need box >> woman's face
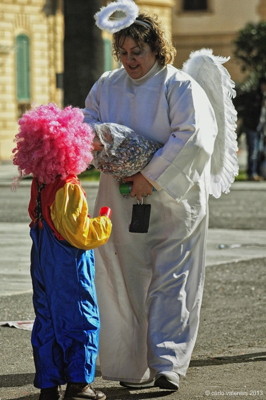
[118,36,157,79]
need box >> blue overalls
[30,219,99,389]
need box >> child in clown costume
[12,103,112,400]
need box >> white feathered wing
[182,48,239,198]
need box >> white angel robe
[83,62,218,382]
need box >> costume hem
[101,375,155,383]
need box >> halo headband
[135,19,151,29]
[94,0,149,34]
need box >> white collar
[128,62,163,85]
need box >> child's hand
[99,207,112,218]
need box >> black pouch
[129,203,151,233]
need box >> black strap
[34,183,46,222]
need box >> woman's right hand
[124,173,153,201]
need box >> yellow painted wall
[0,0,63,162]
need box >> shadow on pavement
[190,351,266,367]
[5,388,175,400]
[99,388,174,399]
[0,373,34,387]
[8,397,37,400]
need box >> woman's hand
[93,136,104,151]
[124,173,153,201]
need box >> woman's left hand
[124,173,153,201]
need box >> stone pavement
[1,162,266,296]
[0,162,266,400]
[1,259,265,400]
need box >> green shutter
[16,34,30,101]
[104,38,113,72]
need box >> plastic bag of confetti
[92,123,162,180]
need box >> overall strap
[34,182,46,223]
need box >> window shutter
[104,38,113,72]
[16,34,30,102]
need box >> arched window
[16,34,30,103]
[183,0,208,11]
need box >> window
[16,34,30,102]
[183,0,207,11]
[104,38,113,71]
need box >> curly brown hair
[113,13,176,66]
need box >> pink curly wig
[12,103,94,184]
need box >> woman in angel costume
[83,0,238,391]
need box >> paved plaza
[0,162,265,400]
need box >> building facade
[0,0,63,162]
[0,0,265,161]
[172,0,266,80]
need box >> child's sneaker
[39,386,60,400]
